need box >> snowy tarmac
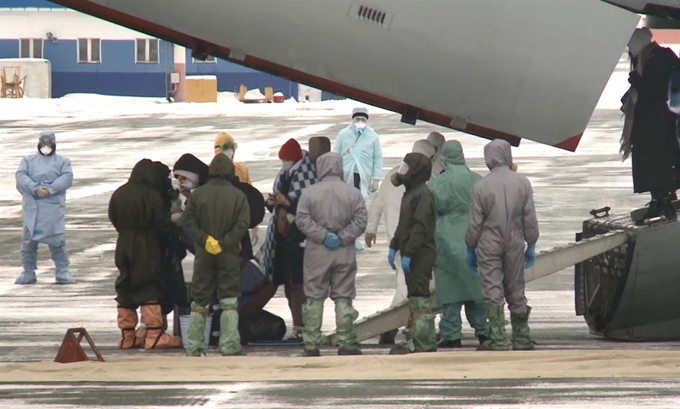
[1,56,680,407]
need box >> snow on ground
[0,91,393,124]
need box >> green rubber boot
[390,297,437,355]
[334,297,361,355]
[511,305,534,350]
[218,297,244,356]
[186,302,208,357]
[302,298,324,356]
[477,304,511,351]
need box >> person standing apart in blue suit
[15,130,75,285]
[333,107,383,250]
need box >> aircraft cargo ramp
[325,209,644,345]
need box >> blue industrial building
[0,0,299,99]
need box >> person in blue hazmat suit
[427,140,488,348]
[465,139,539,351]
[333,107,383,250]
[14,130,75,285]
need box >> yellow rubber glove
[204,236,223,255]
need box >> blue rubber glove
[525,243,536,268]
[388,248,397,270]
[466,247,478,273]
[401,255,412,274]
[323,232,340,250]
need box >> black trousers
[353,173,361,190]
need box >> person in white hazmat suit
[333,107,383,250]
[295,152,368,357]
[465,139,539,351]
[14,130,76,285]
[365,139,438,344]
[427,131,446,176]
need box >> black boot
[379,329,398,345]
[661,196,677,221]
[437,339,462,349]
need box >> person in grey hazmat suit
[295,152,368,356]
[465,139,539,351]
[15,130,76,285]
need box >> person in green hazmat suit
[181,154,251,356]
[387,151,437,355]
[427,141,489,348]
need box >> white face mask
[223,149,234,160]
[181,179,196,190]
[354,121,367,130]
[397,161,409,175]
[39,146,53,156]
[282,160,294,172]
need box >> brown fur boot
[117,307,138,349]
[140,303,182,349]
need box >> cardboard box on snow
[185,75,217,103]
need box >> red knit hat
[279,138,303,162]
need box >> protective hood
[391,152,432,189]
[129,159,158,187]
[426,131,445,153]
[315,152,344,181]
[38,129,57,155]
[173,153,209,186]
[484,139,513,170]
[209,153,235,181]
[214,131,237,155]
[412,139,436,160]
[442,140,465,166]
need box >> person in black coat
[624,28,680,222]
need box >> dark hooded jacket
[390,152,437,297]
[108,159,181,308]
[173,154,262,260]
[181,155,250,256]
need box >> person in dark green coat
[181,154,251,356]
[387,152,437,355]
[109,159,183,350]
[427,140,488,348]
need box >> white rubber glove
[250,226,260,246]
[369,179,381,193]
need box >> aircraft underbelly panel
[52,0,639,149]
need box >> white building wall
[0,9,155,40]
[0,58,51,98]
[297,84,322,103]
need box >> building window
[19,39,43,59]
[136,39,159,63]
[193,55,216,63]
[78,39,101,63]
